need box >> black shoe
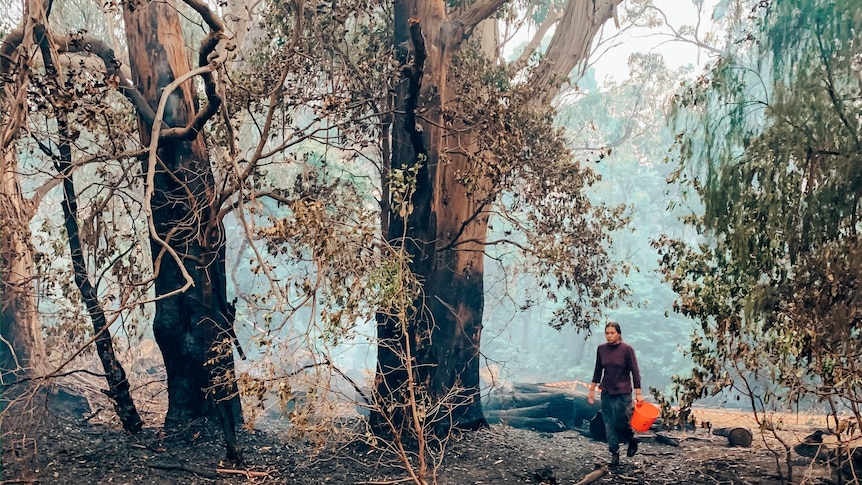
[626,438,639,457]
[610,452,620,466]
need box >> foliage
[4,16,154,352]
[659,0,862,471]
[449,44,631,332]
[209,0,396,438]
[482,52,700,391]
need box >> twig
[355,479,415,485]
[574,463,609,485]
[216,468,271,478]
[149,457,218,478]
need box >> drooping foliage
[660,0,862,433]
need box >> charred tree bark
[374,4,435,434]
[122,0,242,461]
[375,0,504,435]
[376,0,623,438]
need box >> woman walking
[587,322,643,466]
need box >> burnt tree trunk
[375,0,504,435]
[28,23,144,433]
[121,0,241,460]
[375,0,624,436]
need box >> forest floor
[2,383,849,485]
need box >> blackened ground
[2,406,841,485]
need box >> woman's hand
[635,389,644,403]
[587,388,595,404]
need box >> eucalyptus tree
[0,0,51,386]
[375,0,630,434]
[0,0,248,459]
[119,0,244,455]
[659,0,862,466]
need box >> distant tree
[507,52,700,388]
[659,0,862,477]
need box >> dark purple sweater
[591,341,641,395]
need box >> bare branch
[142,64,218,296]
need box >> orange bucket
[630,402,660,432]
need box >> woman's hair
[606,321,622,336]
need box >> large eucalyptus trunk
[375,0,502,433]
[375,0,625,435]
[121,0,241,459]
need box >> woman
[587,322,643,466]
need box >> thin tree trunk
[27,22,144,433]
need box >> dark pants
[601,392,635,454]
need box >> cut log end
[723,427,753,447]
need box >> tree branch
[452,0,508,38]
[528,0,624,105]
[512,8,563,68]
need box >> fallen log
[655,433,680,447]
[713,427,753,447]
[485,403,549,423]
[496,416,568,433]
[484,382,600,430]
[512,391,560,409]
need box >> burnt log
[513,391,559,408]
[484,382,600,430]
[496,416,568,433]
[655,433,680,447]
[485,403,549,423]
[714,427,753,447]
